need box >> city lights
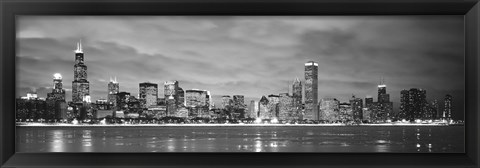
[15,42,459,126]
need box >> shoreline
[16,123,461,127]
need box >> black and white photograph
[15,16,465,153]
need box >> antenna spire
[75,39,83,53]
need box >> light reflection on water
[16,126,464,153]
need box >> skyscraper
[278,93,295,121]
[431,99,439,119]
[399,88,427,121]
[304,61,318,121]
[443,94,452,120]
[185,89,210,117]
[164,81,178,104]
[185,89,210,107]
[412,88,427,120]
[177,87,185,107]
[365,96,374,109]
[350,95,363,122]
[222,95,230,108]
[164,81,186,107]
[373,79,393,121]
[319,98,340,122]
[258,96,269,119]
[248,100,258,118]
[398,89,409,120]
[378,78,387,103]
[292,77,302,109]
[47,73,66,101]
[107,77,119,105]
[233,95,245,109]
[164,81,178,98]
[116,92,131,111]
[46,73,67,119]
[72,41,90,103]
[221,95,231,109]
[167,95,177,116]
[231,95,245,119]
[139,82,158,108]
[268,94,280,119]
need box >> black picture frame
[1,0,479,167]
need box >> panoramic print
[16,16,464,152]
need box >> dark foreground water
[16,126,464,153]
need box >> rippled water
[16,126,464,152]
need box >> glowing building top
[110,76,118,83]
[304,61,318,66]
[75,40,83,54]
[378,76,386,88]
[53,73,62,80]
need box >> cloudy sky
[16,16,465,119]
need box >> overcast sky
[16,16,465,119]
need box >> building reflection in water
[49,130,65,152]
[167,138,176,152]
[81,130,93,152]
[254,140,262,152]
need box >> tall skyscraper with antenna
[72,40,90,103]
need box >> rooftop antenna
[75,39,83,53]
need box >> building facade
[107,77,119,105]
[350,95,363,122]
[139,82,158,108]
[278,93,296,121]
[247,100,258,118]
[164,81,185,107]
[258,96,270,119]
[185,89,210,117]
[430,99,439,119]
[233,95,245,109]
[443,94,452,120]
[292,78,302,110]
[319,98,340,122]
[221,95,231,109]
[46,73,67,119]
[267,94,280,119]
[373,81,393,122]
[304,61,318,121]
[339,102,353,122]
[116,92,131,111]
[399,88,427,121]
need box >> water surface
[16,126,464,152]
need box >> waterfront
[16,126,464,153]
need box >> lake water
[16,126,464,153]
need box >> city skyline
[16,16,464,119]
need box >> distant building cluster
[16,41,455,124]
